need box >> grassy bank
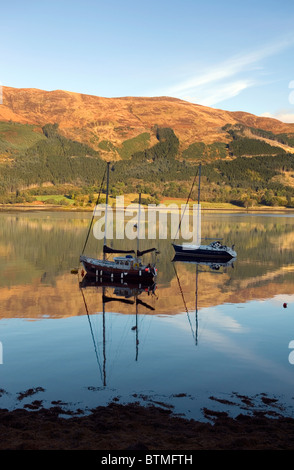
[1,197,293,213]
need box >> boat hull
[80,255,156,281]
[172,243,236,261]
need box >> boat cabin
[113,255,142,269]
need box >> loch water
[1,209,294,421]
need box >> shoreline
[1,397,294,450]
[1,203,294,214]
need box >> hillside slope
[1,86,294,208]
[1,86,294,157]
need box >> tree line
[0,122,294,207]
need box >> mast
[137,193,141,262]
[197,164,201,205]
[197,164,201,245]
[172,163,201,245]
[135,294,139,361]
[102,286,106,386]
[103,162,110,260]
[195,264,199,346]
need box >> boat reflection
[79,274,157,296]
[172,254,236,345]
[79,274,157,385]
[172,254,236,270]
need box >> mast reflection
[79,274,157,386]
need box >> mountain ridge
[1,86,294,157]
[1,85,294,208]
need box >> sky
[1,0,294,122]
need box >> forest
[0,121,294,208]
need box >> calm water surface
[1,209,294,420]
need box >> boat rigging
[80,162,158,282]
[172,164,237,261]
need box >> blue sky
[1,0,294,121]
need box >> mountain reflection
[0,211,294,320]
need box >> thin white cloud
[161,34,294,107]
[261,111,294,123]
[186,79,256,107]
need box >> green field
[34,195,75,205]
[0,121,46,155]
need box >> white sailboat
[172,164,237,261]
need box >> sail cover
[103,294,135,305]
[137,248,157,257]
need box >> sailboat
[172,164,237,261]
[80,162,158,281]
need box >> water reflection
[172,254,236,346]
[0,211,294,317]
[1,211,294,417]
[80,275,157,386]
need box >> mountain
[1,86,294,158]
[1,86,294,208]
